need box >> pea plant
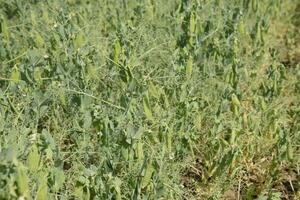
[0,0,299,199]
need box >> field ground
[0,0,300,199]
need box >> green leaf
[1,146,17,163]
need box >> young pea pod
[136,141,144,160]
[143,93,154,121]
[186,56,193,80]
[231,94,240,106]
[1,16,10,40]
[11,65,21,83]
[287,140,293,161]
[141,160,154,188]
[16,164,29,197]
[146,0,154,19]
[189,12,195,35]
[112,40,122,65]
[27,144,40,173]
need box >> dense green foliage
[0,0,299,199]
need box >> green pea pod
[189,13,195,34]
[143,93,154,121]
[11,66,21,83]
[27,144,40,172]
[186,56,193,80]
[231,94,240,106]
[16,164,29,197]
[287,141,293,161]
[141,161,154,188]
